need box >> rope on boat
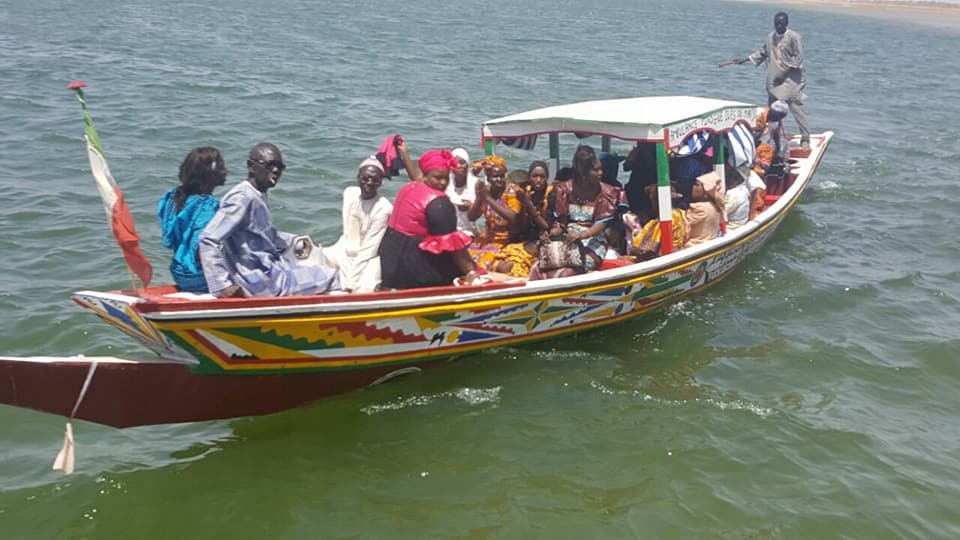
[52,356,99,475]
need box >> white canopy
[482,96,756,146]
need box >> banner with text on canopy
[68,81,152,288]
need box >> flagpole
[67,81,152,293]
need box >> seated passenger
[624,185,687,261]
[673,154,713,205]
[468,156,522,268]
[446,148,478,236]
[684,172,723,247]
[754,141,774,176]
[315,156,393,293]
[491,161,555,277]
[378,150,479,289]
[623,143,658,219]
[529,145,622,279]
[724,165,751,230]
[745,167,768,219]
[598,152,626,189]
[555,166,574,183]
[158,147,228,292]
[199,143,340,297]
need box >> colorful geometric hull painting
[77,222,779,375]
[71,292,189,360]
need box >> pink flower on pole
[67,80,87,90]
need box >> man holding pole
[724,11,809,148]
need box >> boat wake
[589,380,776,418]
[361,386,502,415]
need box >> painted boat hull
[1,132,833,427]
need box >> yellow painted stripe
[174,267,738,372]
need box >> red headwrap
[418,149,459,175]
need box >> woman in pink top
[379,149,480,289]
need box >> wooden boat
[0,96,833,429]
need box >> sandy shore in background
[736,0,960,27]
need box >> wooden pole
[713,136,727,235]
[549,133,560,180]
[656,142,673,255]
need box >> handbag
[537,234,585,271]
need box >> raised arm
[397,140,420,182]
[467,180,487,221]
[745,41,768,66]
[517,188,550,232]
[482,186,520,227]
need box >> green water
[2,0,959,538]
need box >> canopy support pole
[656,142,673,255]
[549,134,560,180]
[713,136,727,235]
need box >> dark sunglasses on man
[248,159,286,172]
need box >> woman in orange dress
[491,161,555,277]
[468,156,522,269]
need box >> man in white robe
[312,156,393,293]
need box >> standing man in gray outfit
[730,12,810,148]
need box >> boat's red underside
[0,359,422,428]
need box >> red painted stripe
[659,220,674,255]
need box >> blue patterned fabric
[158,188,219,292]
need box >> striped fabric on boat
[499,135,538,151]
[673,132,710,157]
[725,122,756,168]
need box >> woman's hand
[515,186,530,205]
[476,180,490,200]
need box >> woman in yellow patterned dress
[468,156,522,269]
[491,161,555,277]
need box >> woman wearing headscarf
[684,171,724,247]
[379,149,479,289]
[157,147,228,292]
[490,160,555,277]
[530,145,622,280]
[446,147,479,236]
[467,156,522,269]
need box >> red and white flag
[69,81,152,287]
